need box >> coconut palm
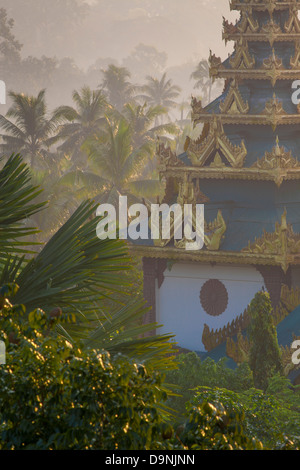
[138,73,181,120]
[100,64,135,110]
[0,90,61,169]
[83,116,164,205]
[190,59,213,105]
[54,86,109,168]
[0,154,176,373]
[121,101,179,176]
[122,101,179,149]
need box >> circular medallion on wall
[200,279,228,317]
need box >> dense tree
[248,291,283,391]
[190,59,213,104]
[83,116,163,204]
[121,101,178,150]
[138,73,181,120]
[54,86,109,167]
[100,65,135,111]
[0,90,62,169]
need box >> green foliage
[0,154,45,262]
[248,291,283,391]
[177,402,263,450]
[165,352,253,416]
[0,287,171,450]
[191,386,300,449]
[0,286,264,451]
[0,155,177,372]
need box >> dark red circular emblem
[200,279,228,317]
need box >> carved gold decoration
[261,93,287,130]
[187,116,247,168]
[204,210,227,251]
[230,1,300,15]
[226,331,251,365]
[281,284,300,312]
[238,10,259,33]
[251,136,300,184]
[227,332,300,375]
[202,309,250,352]
[229,37,255,69]
[152,173,224,252]
[290,40,300,68]
[284,5,300,33]
[191,97,206,122]
[261,18,282,45]
[157,140,184,169]
[209,50,223,80]
[202,298,290,353]
[219,79,249,114]
[242,209,300,272]
[262,48,284,86]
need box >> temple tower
[134,0,300,353]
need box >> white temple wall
[156,263,265,352]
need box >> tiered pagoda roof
[133,0,300,275]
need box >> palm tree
[190,59,213,105]
[0,90,61,169]
[138,73,181,120]
[121,101,179,175]
[83,116,164,205]
[122,101,178,149]
[100,64,135,110]
[0,154,176,373]
[54,86,109,168]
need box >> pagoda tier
[133,0,300,274]
[230,1,300,13]
[135,1,300,355]
[167,0,300,185]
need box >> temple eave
[230,1,300,11]
[210,69,300,80]
[159,166,300,185]
[193,114,300,126]
[130,245,300,272]
[223,33,300,42]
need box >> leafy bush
[0,285,171,450]
[248,291,283,391]
[176,402,263,450]
[0,285,267,451]
[191,386,300,449]
[165,352,253,416]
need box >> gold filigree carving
[284,6,300,33]
[237,10,259,33]
[261,93,287,130]
[219,79,249,114]
[262,48,284,85]
[290,40,300,68]
[229,37,256,69]
[242,209,300,272]
[191,97,206,122]
[204,210,227,251]
[157,141,184,168]
[187,116,247,168]
[280,284,300,312]
[202,308,250,352]
[209,50,223,79]
[252,136,300,171]
[202,295,291,353]
[260,18,282,45]
[226,331,251,365]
